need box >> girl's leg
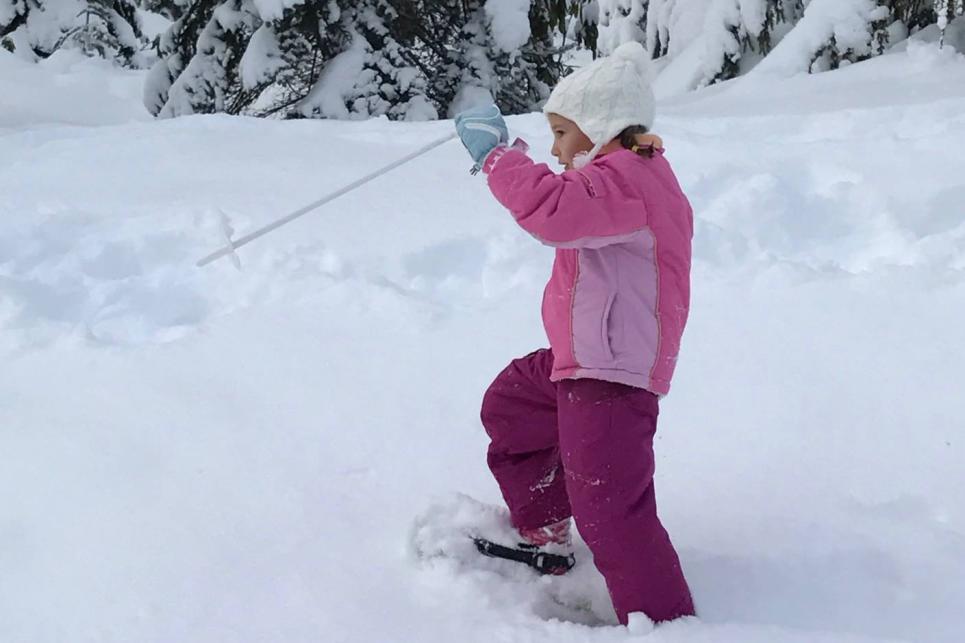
[480,349,572,531]
[557,378,695,625]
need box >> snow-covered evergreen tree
[341,1,435,120]
[935,0,964,47]
[143,0,215,115]
[752,0,890,76]
[568,0,600,55]
[240,1,351,118]
[487,0,561,112]
[146,0,570,120]
[888,0,937,29]
[645,0,669,57]
[598,0,647,54]
[445,0,561,115]
[68,0,144,65]
[0,0,30,56]
[159,0,259,116]
[147,0,351,117]
[649,0,960,91]
[697,0,805,86]
[1,0,145,66]
[646,0,716,59]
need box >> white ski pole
[196,131,458,268]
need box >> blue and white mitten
[455,104,509,174]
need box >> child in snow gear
[455,41,696,626]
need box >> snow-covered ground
[2,41,964,643]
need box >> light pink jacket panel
[483,146,693,396]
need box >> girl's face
[548,113,594,170]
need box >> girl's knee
[479,382,504,435]
[480,366,522,441]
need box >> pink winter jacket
[482,143,693,396]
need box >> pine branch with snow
[598,0,648,54]
[694,0,800,87]
[1,0,146,66]
[339,1,436,121]
[936,0,965,47]
[152,0,259,116]
[1,0,30,55]
[246,1,351,118]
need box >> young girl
[454,42,696,626]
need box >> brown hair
[618,125,656,158]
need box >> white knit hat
[542,41,656,169]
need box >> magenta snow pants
[480,349,695,625]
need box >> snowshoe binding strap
[472,537,575,576]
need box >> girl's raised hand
[455,104,509,171]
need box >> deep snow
[2,41,964,643]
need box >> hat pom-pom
[611,41,652,81]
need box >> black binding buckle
[472,537,576,575]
